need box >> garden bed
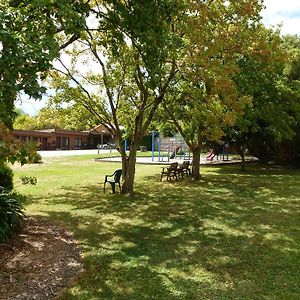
[0,217,83,300]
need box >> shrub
[0,163,14,190]
[30,152,42,164]
[0,187,26,243]
[20,176,38,185]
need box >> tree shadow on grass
[29,167,300,300]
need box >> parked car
[98,143,116,149]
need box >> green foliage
[20,176,37,186]
[13,106,96,131]
[100,0,184,81]
[0,163,14,190]
[159,122,177,138]
[0,187,26,243]
[13,114,37,130]
[39,107,97,130]
[0,0,90,128]
[0,121,43,166]
[0,1,57,127]
[29,152,42,164]
[283,35,300,82]
[229,33,300,163]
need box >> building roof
[13,126,111,137]
[13,129,52,137]
[13,128,88,136]
[90,124,110,134]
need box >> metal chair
[103,169,122,193]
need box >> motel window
[21,136,30,142]
[61,137,69,148]
[75,138,82,147]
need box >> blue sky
[17,0,300,116]
[262,0,300,35]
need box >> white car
[98,143,116,149]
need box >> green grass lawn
[12,156,300,299]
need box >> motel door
[41,137,48,150]
[56,137,61,149]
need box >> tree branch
[85,29,122,135]
[59,34,80,50]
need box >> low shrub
[0,163,14,190]
[0,187,26,243]
[20,176,38,186]
[30,152,42,164]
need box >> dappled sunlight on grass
[12,158,300,299]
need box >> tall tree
[49,0,184,194]
[227,30,296,169]
[229,33,300,167]
[163,0,264,179]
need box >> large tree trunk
[237,144,246,171]
[118,140,128,179]
[121,143,138,195]
[191,146,201,180]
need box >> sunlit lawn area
[12,155,300,299]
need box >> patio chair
[177,160,191,178]
[103,169,122,193]
[160,162,178,181]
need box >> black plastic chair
[103,169,122,193]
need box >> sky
[261,0,300,35]
[16,0,300,116]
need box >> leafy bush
[0,163,14,190]
[20,176,37,185]
[29,152,42,164]
[0,187,26,243]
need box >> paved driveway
[38,149,117,157]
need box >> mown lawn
[12,155,300,299]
